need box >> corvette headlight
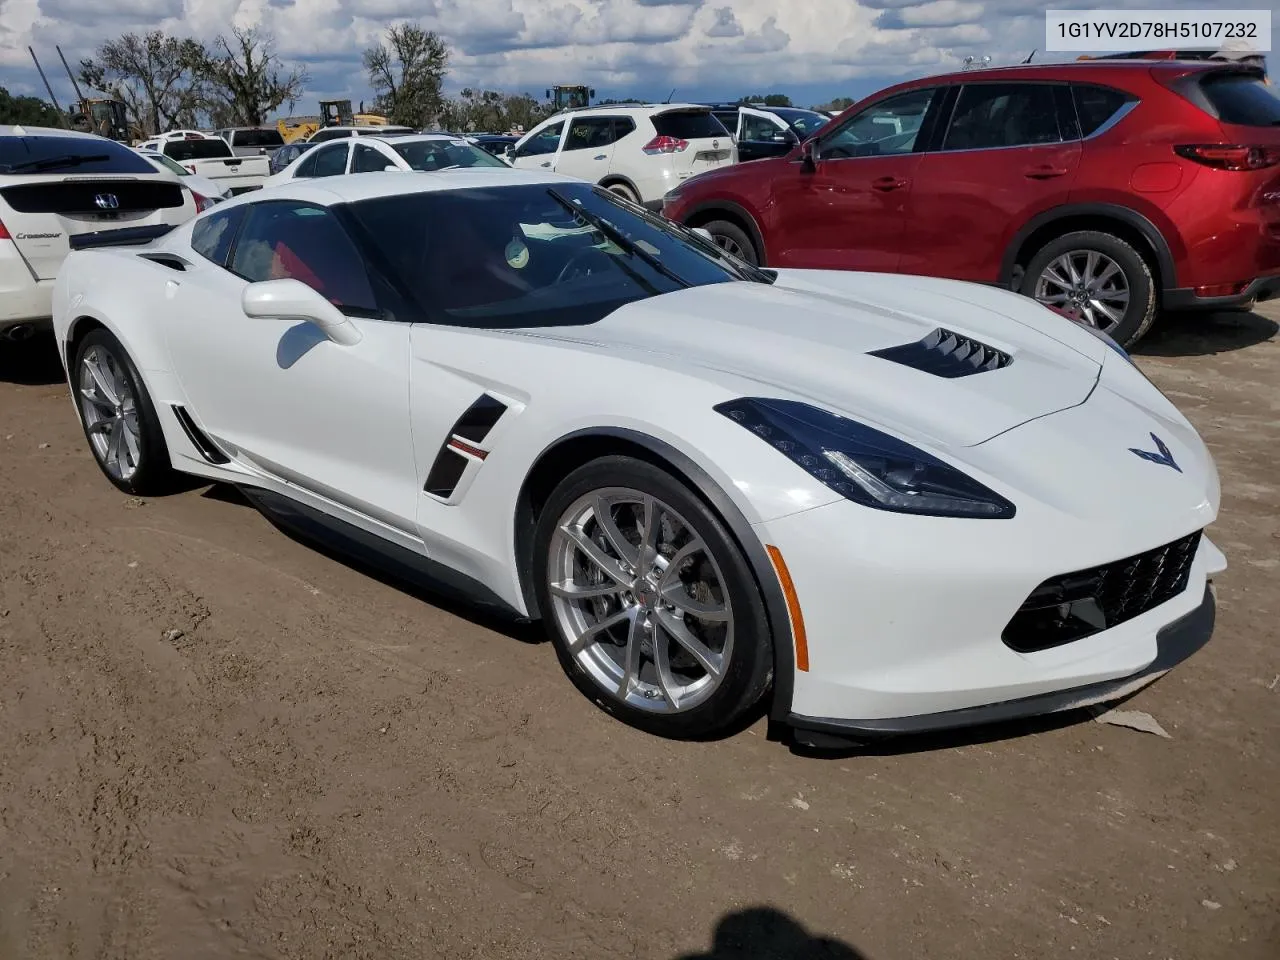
[715,397,1016,519]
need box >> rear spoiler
[69,224,177,251]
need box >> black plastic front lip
[788,583,1216,742]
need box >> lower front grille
[1003,530,1202,653]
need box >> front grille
[0,180,185,214]
[1003,530,1202,653]
[869,327,1013,378]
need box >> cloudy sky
[1,0,1276,112]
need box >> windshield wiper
[622,197,776,284]
[1,153,111,174]
[547,188,690,288]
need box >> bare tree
[78,31,206,136]
[363,25,449,128]
[201,27,308,127]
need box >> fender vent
[171,405,229,464]
[423,393,510,500]
[870,328,1013,378]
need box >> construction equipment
[276,99,390,143]
[546,85,595,112]
[27,46,134,141]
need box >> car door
[738,108,795,162]
[900,82,1082,282]
[769,86,942,272]
[554,116,617,183]
[509,120,566,171]
[164,200,422,545]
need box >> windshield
[390,139,508,171]
[166,139,232,161]
[347,181,762,328]
[774,108,829,136]
[145,153,190,176]
[0,136,155,175]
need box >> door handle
[593,154,608,160]
[872,176,908,191]
[540,161,552,168]
[1024,165,1068,179]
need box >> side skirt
[236,485,528,624]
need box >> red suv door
[900,82,1082,281]
[770,86,942,271]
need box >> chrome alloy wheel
[78,344,142,482]
[1034,250,1130,332]
[711,233,747,260]
[547,488,734,713]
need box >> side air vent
[869,327,1013,378]
[140,253,188,272]
[171,405,230,464]
[422,393,510,500]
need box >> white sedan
[263,133,509,187]
[49,170,1225,747]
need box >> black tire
[532,455,774,739]
[602,181,640,204]
[1020,230,1157,348]
[701,219,760,266]
[72,328,177,496]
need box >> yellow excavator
[277,99,390,143]
[27,46,140,142]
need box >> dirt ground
[0,306,1276,960]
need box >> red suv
[662,60,1280,346]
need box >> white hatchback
[509,104,737,209]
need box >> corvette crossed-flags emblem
[1129,433,1181,473]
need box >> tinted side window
[943,83,1062,150]
[651,111,729,139]
[1073,85,1133,137]
[293,148,319,178]
[563,117,617,151]
[713,110,740,135]
[311,144,348,177]
[1199,73,1280,126]
[516,121,564,157]
[352,143,390,173]
[820,88,936,159]
[190,206,245,266]
[613,117,636,140]
[230,202,377,312]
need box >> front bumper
[789,584,1215,743]
[1163,274,1280,311]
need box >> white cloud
[3,0,1277,106]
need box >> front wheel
[701,219,760,266]
[1021,230,1157,348]
[532,455,774,739]
[603,181,640,204]
[73,328,177,496]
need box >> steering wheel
[556,247,613,284]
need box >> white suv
[0,126,198,340]
[509,104,736,209]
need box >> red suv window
[942,84,1063,150]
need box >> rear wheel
[73,328,177,496]
[532,455,773,739]
[1021,230,1157,347]
[603,181,640,204]
[701,219,760,266]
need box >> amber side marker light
[765,545,809,672]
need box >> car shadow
[0,331,64,385]
[675,907,870,960]
[200,483,545,645]
[1135,308,1278,358]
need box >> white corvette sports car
[51,170,1226,747]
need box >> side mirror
[800,138,819,171]
[241,278,362,346]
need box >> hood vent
[869,327,1013,378]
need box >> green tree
[363,25,449,128]
[200,26,308,127]
[78,31,207,136]
[739,93,793,107]
[0,88,63,126]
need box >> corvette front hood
[528,275,1102,448]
